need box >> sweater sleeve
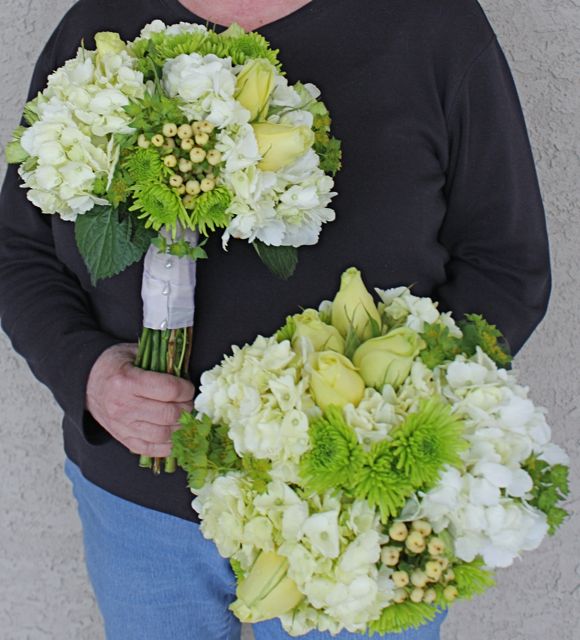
[0,27,122,438]
[435,35,551,355]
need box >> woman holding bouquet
[0,0,550,638]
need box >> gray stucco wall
[0,1,578,638]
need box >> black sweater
[0,0,551,522]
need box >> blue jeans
[65,459,447,639]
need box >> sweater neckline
[160,0,325,32]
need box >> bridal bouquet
[172,267,569,636]
[6,20,340,472]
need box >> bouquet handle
[136,228,198,474]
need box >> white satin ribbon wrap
[141,228,198,330]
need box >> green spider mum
[186,186,233,236]
[129,182,187,233]
[123,147,168,183]
[133,28,281,76]
[453,559,495,599]
[389,398,467,490]
[352,442,415,522]
[369,602,438,635]
[300,405,365,494]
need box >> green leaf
[276,315,297,343]
[547,507,568,535]
[550,465,570,495]
[74,205,151,285]
[459,314,512,367]
[253,241,298,280]
[5,140,28,164]
[420,322,463,369]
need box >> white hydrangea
[343,387,399,449]
[194,337,312,462]
[223,150,336,247]
[192,473,254,558]
[419,466,549,567]
[44,46,145,137]
[376,286,455,334]
[19,101,113,219]
[163,53,249,127]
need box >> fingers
[130,421,182,445]
[124,437,173,458]
[128,367,196,403]
[131,399,193,426]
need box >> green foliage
[253,241,298,280]
[5,141,28,165]
[187,186,232,236]
[353,442,415,522]
[420,315,512,369]
[523,455,570,534]
[6,125,29,164]
[23,94,42,125]
[276,315,297,343]
[300,406,365,494]
[241,455,272,494]
[420,322,463,369]
[459,314,512,368]
[124,85,185,138]
[172,412,242,489]
[230,558,246,581]
[453,559,495,599]
[389,398,467,489]
[74,204,154,285]
[152,235,208,261]
[315,136,342,176]
[343,326,363,361]
[369,602,438,635]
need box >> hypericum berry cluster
[380,520,459,606]
[137,120,223,209]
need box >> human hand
[86,343,195,457]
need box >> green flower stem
[151,329,161,372]
[135,325,193,475]
[164,457,177,473]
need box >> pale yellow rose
[310,351,365,409]
[252,122,315,172]
[331,267,381,341]
[94,32,126,57]
[235,58,276,121]
[230,551,303,622]
[352,327,426,389]
[292,309,345,354]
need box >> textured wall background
[0,1,578,639]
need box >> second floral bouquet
[172,267,569,636]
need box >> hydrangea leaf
[523,455,570,534]
[74,204,153,285]
[253,241,298,280]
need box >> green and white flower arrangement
[172,267,570,636]
[7,20,341,473]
